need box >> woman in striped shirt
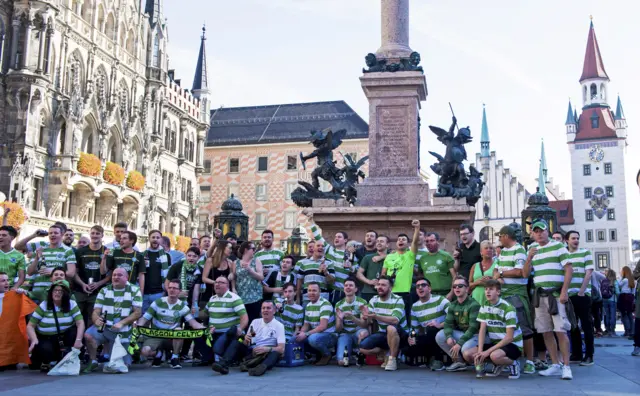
[26,280,84,372]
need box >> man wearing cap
[523,219,573,380]
[493,226,535,374]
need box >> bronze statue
[363,51,424,73]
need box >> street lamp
[213,194,249,242]
[521,187,558,248]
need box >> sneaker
[508,361,520,379]
[248,363,268,377]
[446,361,468,372]
[39,364,50,373]
[562,365,573,380]
[569,355,581,364]
[356,353,365,367]
[539,363,563,377]
[580,357,594,366]
[151,357,163,368]
[239,364,249,372]
[631,347,640,356]
[430,360,445,371]
[170,358,182,369]
[342,357,349,367]
[523,360,535,374]
[211,362,229,375]
[82,362,99,374]
[534,359,549,370]
[380,355,389,369]
[485,364,503,377]
[384,357,397,371]
[314,355,331,366]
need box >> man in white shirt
[237,301,286,376]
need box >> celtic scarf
[181,261,197,291]
[128,327,211,354]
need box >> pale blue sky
[163,0,639,240]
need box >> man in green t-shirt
[102,231,146,294]
[418,232,456,300]
[0,225,25,289]
[73,225,109,328]
[382,220,421,320]
[356,235,389,302]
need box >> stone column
[10,18,20,69]
[196,136,204,167]
[376,0,412,60]
[21,18,32,69]
[35,23,47,73]
[44,26,54,74]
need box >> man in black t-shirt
[453,224,481,281]
[73,225,109,328]
[142,230,172,312]
[102,231,146,294]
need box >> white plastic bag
[48,348,81,376]
[103,335,129,374]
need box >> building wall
[200,139,369,244]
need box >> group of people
[0,213,639,380]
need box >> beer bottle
[410,328,417,338]
[98,312,108,333]
[249,325,256,337]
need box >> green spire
[480,104,490,157]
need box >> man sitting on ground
[275,282,304,341]
[294,282,336,366]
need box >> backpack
[600,278,613,300]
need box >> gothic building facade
[0,0,210,241]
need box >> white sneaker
[380,355,389,369]
[538,363,563,377]
[342,357,349,367]
[384,357,397,371]
[561,365,573,380]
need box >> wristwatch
[499,268,504,278]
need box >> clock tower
[565,19,630,272]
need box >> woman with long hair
[26,280,84,372]
[602,269,620,336]
[618,266,636,338]
[201,240,235,304]
[233,241,264,322]
[468,240,496,305]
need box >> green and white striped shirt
[335,296,367,334]
[411,295,449,328]
[529,240,570,292]
[303,297,335,333]
[254,249,285,274]
[311,224,358,292]
[206,291,247,333]
[143,297,194,330]
[477,298,523,351]
[30,300,83,336]
[295,258,335,301]
[94,282,142,336]
[32,244,76,296]
[567,248,594,296]
[369,293,407,332]
[495,244,528,296]
[275,299,304,338]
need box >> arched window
[590,83,597,100]
[81,0,93,22]
[583,85,587,103]
[119,23,126,48]
[125,29,134,54]
[171,124,177,153]
[105,13,115,40]
[38,111,47,147]
[600,83,606,100]
[57,122,66,155]
[97,5,105,32]
[86,133,94,154]
[152,35,160,67]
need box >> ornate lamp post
[213,194,249,242]
[521,187,558,248]
[286,226,309,260]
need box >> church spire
[615,95,625,120]
[580,17,609,82]
[192,25,209,94]
[540,139,548,186]
[565,100,575,125]
[480,104,490,157]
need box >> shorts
[534,295,571,333]
[504,295,534,338]
[142,336,173,352]
[360,325,408,351]
[484,342,521,362]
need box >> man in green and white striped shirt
[295,240,335,304]
[407,277,449,370]
[468,280,523,379]
[523,219,573,380]
[294,282,336,366]
[565,230,595,366]
[275,282,304,340]
[335,278,369,366]
[255,229,285,276]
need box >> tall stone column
[377,0,412,60]
[21,18,32,69]
[10,18,20,69]
[36,23,47,73]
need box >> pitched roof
[548,199,575,226]
[574,106,618,142]
[480,105,490,157]
[192,27,209,92]
[206,100,369,146]
[565,101,575,125]
[615,95,625,120]
[580,20,609,82]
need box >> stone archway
[95,188,118,228]
[69,182,95,223]
[120,195,139,231]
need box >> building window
[584,187,592,199]
[287,155,297,171]
[229,158,239,173]
[285,182,297,201]
[161,171,167,194]
[604,163,612,174]
[605,186,614,197]
[198,214,208,233]
[257,156,268,172]
[255,212,267,229]
[203,160,211,174]
[583,164,591,176]
[596,230,606,242]
[607,208,615,220]
[255,184,267,201]
[31,177,42,211]
[228,184,239,198]
[200,185,211,203]
[586,230,593,242]
[609,229,617,242]
[590,113,599,129]
[585,209,593,222]
[284,212,297,230]
[596,253,609,269]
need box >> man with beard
[419,232,456,301]
[102,231,146,294]
[263,255,296,301]
[62,228,75,249]
[357,235,390,302]
[255,230,285,276]
[355,230,378,262]
[294,282,336,366]
[73,225,109,328]
[0,226,25,290]
[453,224,481,281]
[142,230,171,312]
[295,240,335,304]
[359,276,408,371]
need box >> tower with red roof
[565,18,630,271]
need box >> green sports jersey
[368,293,407,332]
[294,258,335,301]
[335,296,367,334]
[143,296,194,330]
[0,248,26,287]
[26,240,49,253]
[494,244,528,297]
[383,250,415,293]
[303,297,335,333]
[32,244,76,297]
[94,282,143,336]
[30,300,83,336]
[310,224,358,292]
[411,295,450,328]
[74,245,106,293]
[254,248,285,274]
[477,298,523,351]
[275,299,304,337]
[529,240,570,293]
[418,250,454,294]
[566,248,595,296]
[206,291,247,333]
[105,249,146,284]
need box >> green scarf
[181,261,197,292]
[128,327,211,354]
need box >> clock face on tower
[589,145,605,163]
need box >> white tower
[567,19,630,272]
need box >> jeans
[570,295,594,358]
[85,326,132,365]
[195,327,237,364]
[603,299,617,333]
[237,346,281,370]
[336,330,366,360]
[621,310,634,336]
[305,332,336,356]
[404,326,443,361]
[634,318,640,347]
[142,292,164,314]
[435,329,478,361]
[591,299,603,333]
[31,327,77,366]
